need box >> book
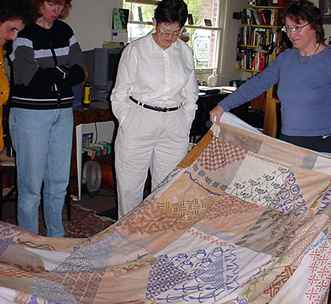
[187,14,194,25]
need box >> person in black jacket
[10,0,85,237]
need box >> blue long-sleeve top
[220,47,331,136]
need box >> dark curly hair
[32,0,72,20]
[154,0,188,28]
[283,0,324,43]
[0,0,33,25]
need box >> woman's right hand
[209,105,224,125]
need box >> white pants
[115,103,190,217]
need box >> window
[123,0,221,70]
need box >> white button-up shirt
[111,33,199,124]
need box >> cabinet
[237,4,286,137]
[70,107,116,201]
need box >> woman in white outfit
[111,0,199,218]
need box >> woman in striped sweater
[10,0,85,237]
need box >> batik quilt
[0,123,330,304]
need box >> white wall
[65,0,330,79]
[217,0,247,85]
[66,0,121,51]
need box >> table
[190,87,233,142]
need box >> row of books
[238,26,281,48]
[241,8,282,26]
[238,49,273,72]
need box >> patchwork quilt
[0,123,330,303]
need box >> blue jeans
[9,108,73,237]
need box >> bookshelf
[237,3,285,137]
[238,6,283,72]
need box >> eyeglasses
[158,27,182,38]
[282,23,310,34]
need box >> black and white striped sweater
[11,19,85,109]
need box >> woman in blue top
[210,0,331,153]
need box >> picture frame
[319,0,331,24]
[187,14,193,25]
[204,19,212,26]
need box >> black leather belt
[129,96,181,112]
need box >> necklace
[298,43,320,64]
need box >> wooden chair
[263,89,281,138]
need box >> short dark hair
[154,0,188,28]
[284,0,324,43]
[0,0,32,25]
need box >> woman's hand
[209,105,224,125]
